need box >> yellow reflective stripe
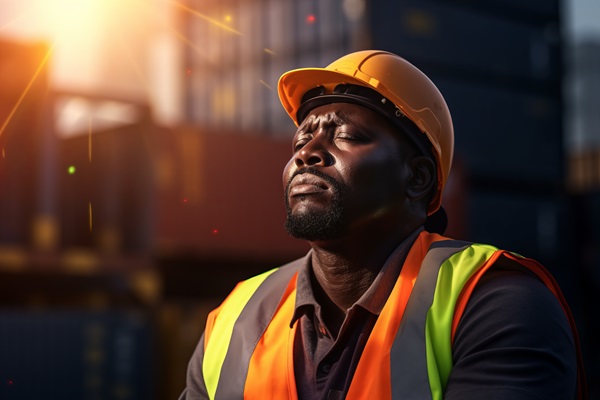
[203,268,279,400]
[425,243,498,397]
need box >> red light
[8,379,13,385]
[306,14,316,24]
[183,197,188,203]
[211,228,219,235]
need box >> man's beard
[284,167,347,241]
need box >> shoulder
[455,267,574,350]
[446,266,578,399]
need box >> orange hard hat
[278,50,454,215]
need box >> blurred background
[0,0,598,398]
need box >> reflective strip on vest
[205,259,303,400]
[391,241,505,399]
[391,240,470,399]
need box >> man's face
[283,102,415,241]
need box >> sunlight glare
[38,0,105,40]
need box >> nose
[294,137,332,168]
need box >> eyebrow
[333,110,351,125]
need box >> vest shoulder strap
[390,237,476,400]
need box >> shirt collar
[290,227,423,327]
[290,251,318,327]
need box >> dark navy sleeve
[444,268,578,399]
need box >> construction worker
[180,50,586,399]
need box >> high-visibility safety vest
[199,231,586,399]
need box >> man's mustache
[285,167,340,196]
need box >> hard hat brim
[278,67,367,125]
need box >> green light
[68,165,76,174]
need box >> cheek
[345,155,407,200]
[282,158,295,189]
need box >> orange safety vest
[199,231,586,399]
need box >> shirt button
[319,363,331,374]
[318,324,327,336]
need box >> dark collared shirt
[289,228,422,400]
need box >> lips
[288,173,330,197]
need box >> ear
[406,156,436,202]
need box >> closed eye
[293,134,313,152]
[334,129,369,143]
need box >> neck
[308,224,420,312]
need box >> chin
[284,208,345,241]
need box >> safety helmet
[278,50,454,215]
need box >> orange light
[171,1,242,36]
[0,44,53,140]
